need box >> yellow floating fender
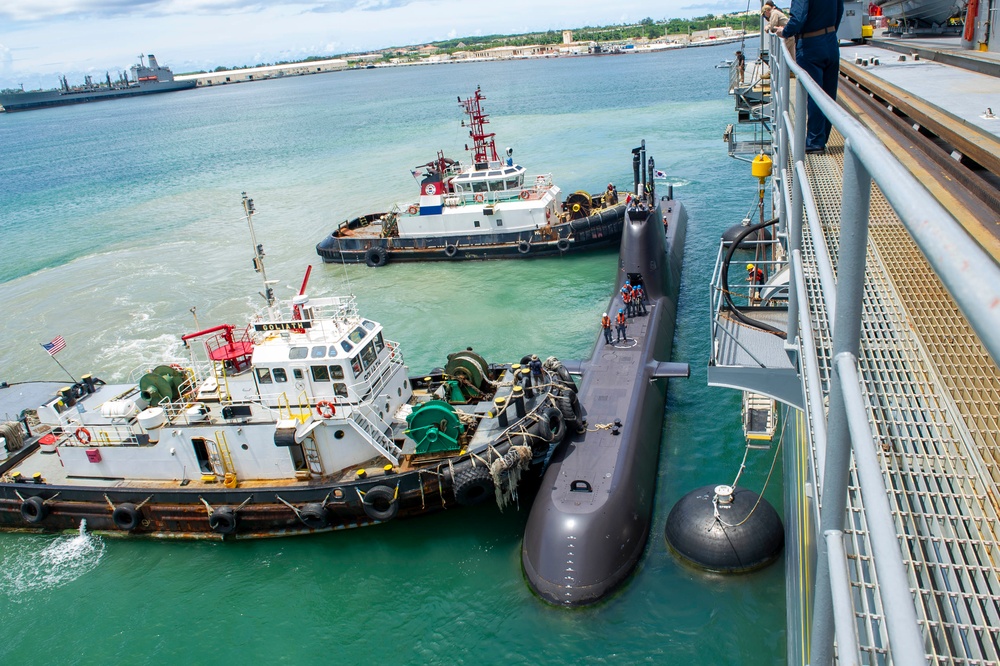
[751,154,773,180]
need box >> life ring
[316,401,337,419]
[519,190,531,200]
[517,240,531,255]
[20,496,47,524]
[556,238,570,252]
[407,205,419,215]
[474,193,485,203]
[444,244,457,258]
[364,246,388,268]
[112,503,142,531]
[209,506,238,535]
[299,502,330,529]
[362,485,398,521]
[452,465,494,506]
[75,427,92,444]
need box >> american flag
[41,336,66,356]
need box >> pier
[714,34,1000,664]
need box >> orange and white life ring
[474,193,485,203]
[519,190,531,200]
[407,205,419,215]
[75,427,92,444]
[316,401,336,419]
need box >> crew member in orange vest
[615,309,628,342]
[601,312,613,344]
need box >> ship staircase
[726,53,773,162]
[712,32,1000,665]
[209,430,237,486]
[349,405,401,466]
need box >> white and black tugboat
[0,194,580,539]
[315,87,626,267]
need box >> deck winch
[405,400,464,454]
[138,365,187,406]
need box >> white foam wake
[0,521,105,601]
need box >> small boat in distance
[315,86,626,267]
[0,194,579,539]
[0,54,196,113]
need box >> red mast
[459,86,500,166]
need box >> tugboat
[0,194,579,539]
[315,86,626,267]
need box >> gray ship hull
[0,80,196,112]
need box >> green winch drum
[405,400,464,454]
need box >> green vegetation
[201,12,759,72]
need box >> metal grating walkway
[793,129,1000,664]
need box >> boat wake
[0,521,105,601]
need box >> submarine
[522,141,689,606]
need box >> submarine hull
[522,195,687,606]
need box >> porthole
[334,429,345,440]
[241,443,249,451]
[397,387,402,397]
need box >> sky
[0,0,750,89]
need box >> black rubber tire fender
[452,465,494,506]
[444,243,457,258]
[20,495,46,524]
[364,246,388,268]
[112,503,142,531]
[209,506,238,535]
[362,485,398,522]
[517,240,531,254]
[542,406,566,442]
[556,238,570,252]
[299,502,329,529]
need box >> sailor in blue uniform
[778,0,844,154]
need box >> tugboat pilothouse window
[334,383,348,398]
[362,320,375,330]
[348,327,367,344]
[289,347,308,360]
[341,340,353,353]
[256,368,272,384]
[350,356,362,377]
[273,368,288,382]
[360,341,377,369]
[311,366,330,382]
[330,365,345,379]
[311,346,326,358]
[374,332,384,352]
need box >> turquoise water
[0,43,785,664]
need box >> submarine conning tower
[522,144,688,607]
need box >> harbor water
[0,44,786,664]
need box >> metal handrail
[768,33,935,665]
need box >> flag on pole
[42,336,66,356]
[654,170,667,179]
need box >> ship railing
[708,241,787,367]
[766,30,1000,665]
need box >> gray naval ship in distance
[0,54,196,113]
[522,141,689,606]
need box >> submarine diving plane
[522,142,689,606]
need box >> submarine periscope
[521,141,689,606]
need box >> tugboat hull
[316,204,626,265]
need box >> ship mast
[242,192,276,310]
[459,86,500,167]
